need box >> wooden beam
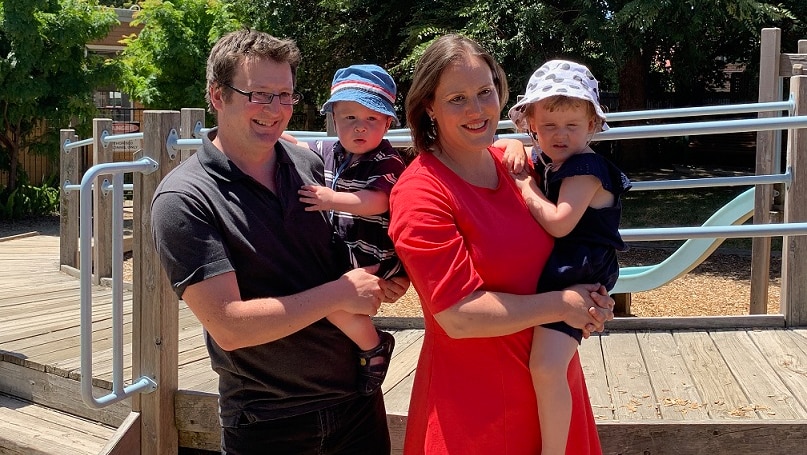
[750,27,780,315]
[597,421,807,454]
[93,118,114,284]
[783,75,807,326]
[132,111,181,454]
[607,314,785,331]
[98,411,141,455]
[180,108,205,161]
[60,129,80,269]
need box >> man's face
[210,57,296,153]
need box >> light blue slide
[612,187,756,294]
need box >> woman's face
[427,55,500,156]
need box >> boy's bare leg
[530,325,579,455]
[328,310,381,360]
[329,310,394,396]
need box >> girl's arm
[493,137,531,174]
[516,173,602,238]
[298,185,389,216]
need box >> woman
[388,34,613,454]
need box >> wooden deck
[2,233,807,454]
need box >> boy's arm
[519,174,602,237]
[299,185,389,216]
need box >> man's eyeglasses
[222,83,303,105]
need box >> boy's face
[528,99,596,165]
[332,101,393,154]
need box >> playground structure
[2,27,807,454]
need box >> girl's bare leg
[530,325,579,455]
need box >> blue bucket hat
[321,64,400,126]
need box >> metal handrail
[78,157,159,408]
[621,222,807,242]
[630,168,792,191]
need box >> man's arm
[182,266,386,351]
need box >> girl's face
[427,55,501,156]
[529,100,596,166]
[332,101,392,155]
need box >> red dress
[388,147,602,455]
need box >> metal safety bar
[275,114,807,148]
[78,157,159,408]
[621,222,807,242]
[630,168,792,191]
[64,119,205,152]
[497,115,807,143]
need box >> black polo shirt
[151,128,357,426]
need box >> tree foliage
[0,0,119,194]
[119,0,240,112]
[119,0,806,167]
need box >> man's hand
[337,265,385,316]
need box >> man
[151,29,407,454]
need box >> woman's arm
[434,284,613,339]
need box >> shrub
[0,182,60,220]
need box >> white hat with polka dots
[508,59,608,132]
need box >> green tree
[119,0,240,112]
[0,0,119,195]
[570,0,795,168]
[229,0,414,129]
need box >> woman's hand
[561,283,614,338]
[382,275,410,303]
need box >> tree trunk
[0,125,20,194]
[9,141,19,192]
[617,49,649,170]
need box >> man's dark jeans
[221,391,390,454]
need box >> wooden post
[180,108,205,161]
[132,111,181,454]
[326,112,336,136]
[782,76,807,326]
[60,129,80,268]
[749,28,780,315]
[613,293,631,316]
[92,118,114,284]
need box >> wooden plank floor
[3,233,807,453]
[0,393,116,455]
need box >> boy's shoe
[357,330,395,396]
